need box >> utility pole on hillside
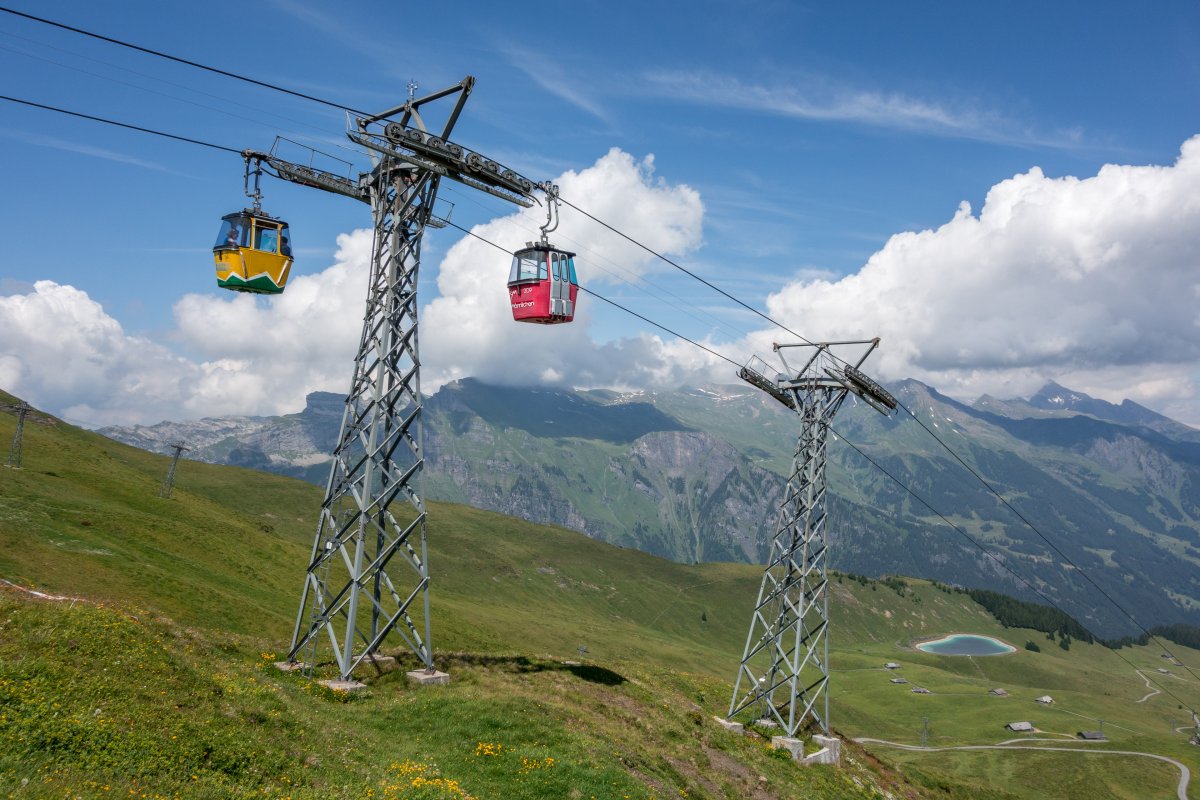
[235,78,552,686]
[4,401,31,469]
[158,441,189,499]
[727,340,895,738]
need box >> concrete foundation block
[713,716,744,734]
[802,735,842,766]
[406,669,451,686]
[811,735,841,757]
[358,654,398,674]
[320,679,367,692]
[770,736,805,760]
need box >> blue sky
[2,1,1199,426]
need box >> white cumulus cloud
[0,281,198,426]
[753,135,1200,422]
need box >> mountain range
[99,377,1200,638]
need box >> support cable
[832,426,1197,715]
[0,94,240,153]
[558,195,816,347]
[0,6,369,115]
[438,217,744,370]
[892,398,1200,685]
[0,33,370,160]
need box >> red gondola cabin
[508,242,578,324]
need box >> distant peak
[1028,382,1093,409]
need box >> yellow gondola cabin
[212,211,293,294]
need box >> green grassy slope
[1,397,1198,799]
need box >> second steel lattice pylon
[728,339,895,737]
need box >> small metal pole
[921,717,929,748]
[4,402,30,469]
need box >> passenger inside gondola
[258,227,279,253]
[217,218,248,249]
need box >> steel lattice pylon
[287,165,441,680]
[728,340,894,737]
[239,77,544,682]
[157,441,189,498]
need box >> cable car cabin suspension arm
[243,148,369,204]
[244,154,265,213]
[346,127,538,208]
[539,183,561,243]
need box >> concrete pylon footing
[713,716,744,734]
[320,679,367,692]
[359,655,398,674]
[771,736,805,760]
[406,669,451,685]
[801,734,842,766]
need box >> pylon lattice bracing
[287,167,439,680]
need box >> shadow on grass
[388,652,627,686]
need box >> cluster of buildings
[884,663,1106,741]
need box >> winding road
[856,737,1191,800]
[1137,669,1164,704]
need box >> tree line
[965,588,1095,644]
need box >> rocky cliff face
[417,389,780,563]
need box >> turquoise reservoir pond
[915,634,1016,656]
